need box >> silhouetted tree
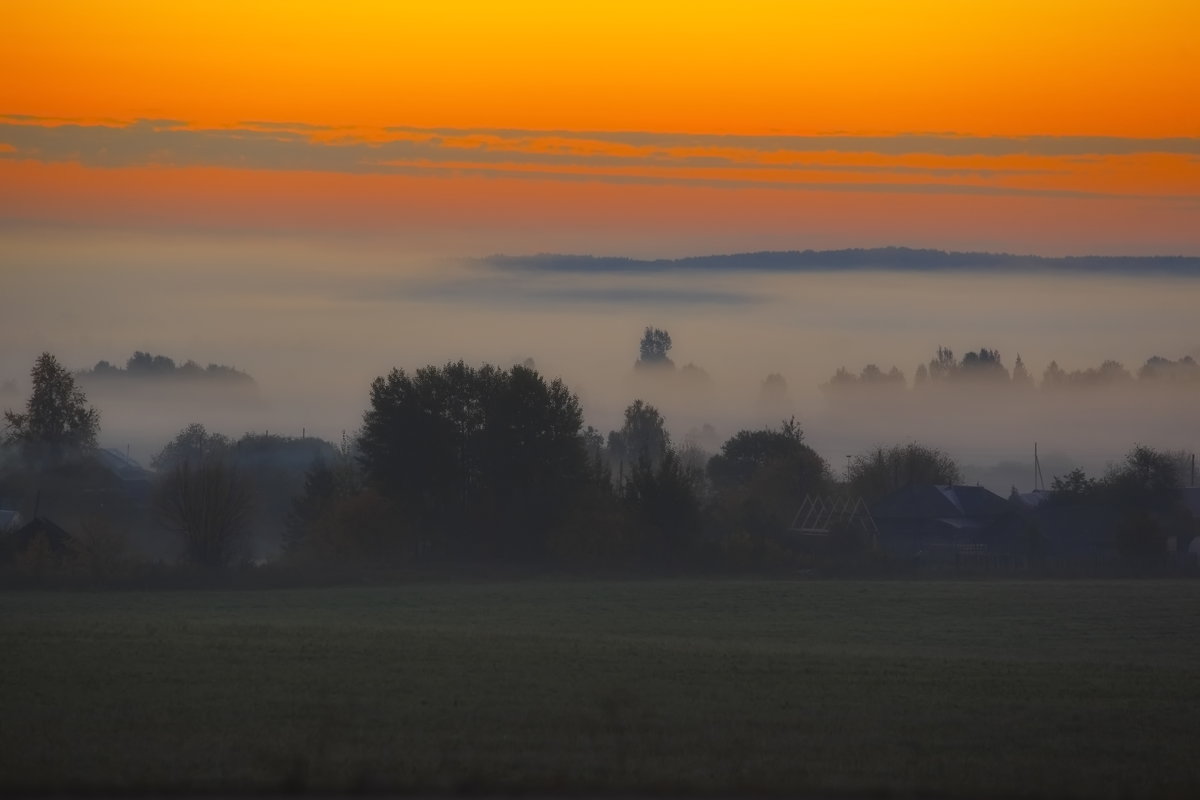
[79,352,255,385]
[358,361,588,558]
[580,424,606,467]
[708,419,821,490]
[1105,446,1184,560]
[847,443,962,502]
[1048,468,1100,503]
[607,399,670,471]
[624,450,702,564]
[1104,446,1186,508]
[707,419,831,538]
[1011,354,1034,387]
[153,426,336,556]
[959,348,1009,381]
[636,326,674,369]
[1078,360,1133,387]
[155,459,254,568]
[1139,355,1200,383]
[1042,359,1134,389]
[824,367,858,389]
[1042,360,1066,388]
[3,352,99,467]
[928,347,957,381]
[127,351,176,375]
[151,423,231,471]
[823,364,905,392]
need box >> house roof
[871,484,1012,521]
[3,516,74,555]
[95,448,152,481]
[1013,490,1054,509]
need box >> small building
[0,515,75,566]
[871,484,1027,565]
[93,448,154,502]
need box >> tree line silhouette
[78,351,255,385]
[824,347,1199,392]
[1,337,1195,580]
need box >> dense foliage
[3,353,100,467]
[357,361,591,560]
[81,352,254,384]
[1,346,1195,577]
[847,443,962,502]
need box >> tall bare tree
[156,459,253,568]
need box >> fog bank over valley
[2,234,1196,495]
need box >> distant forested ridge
[823,347,1200,394]
[484,247,1200,275]
[77,352,255,386]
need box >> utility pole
[1034,442,1045,492]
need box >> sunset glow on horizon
[3,1,1199,254]
[2,0,1198,499]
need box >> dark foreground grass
[2,580,1199,798]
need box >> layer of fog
[2,232,1197,495]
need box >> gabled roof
[871,484,1012,521]
[95,448,152,481]
[3,516,74,555]
[1013,490,1054,510]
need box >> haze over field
[3,233,1196,494]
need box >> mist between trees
[1,333,1197,584]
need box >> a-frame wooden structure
[789,494,879,547]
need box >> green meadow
[2,579,1199,797]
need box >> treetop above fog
[636,327,674,369]
[79,352,255,384]
[827,347,1199,393]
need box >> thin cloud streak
[2,116,1198,202]
[383,126,1200,157]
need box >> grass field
[2,579,1200,797]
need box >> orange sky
[2,1,1198,254]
